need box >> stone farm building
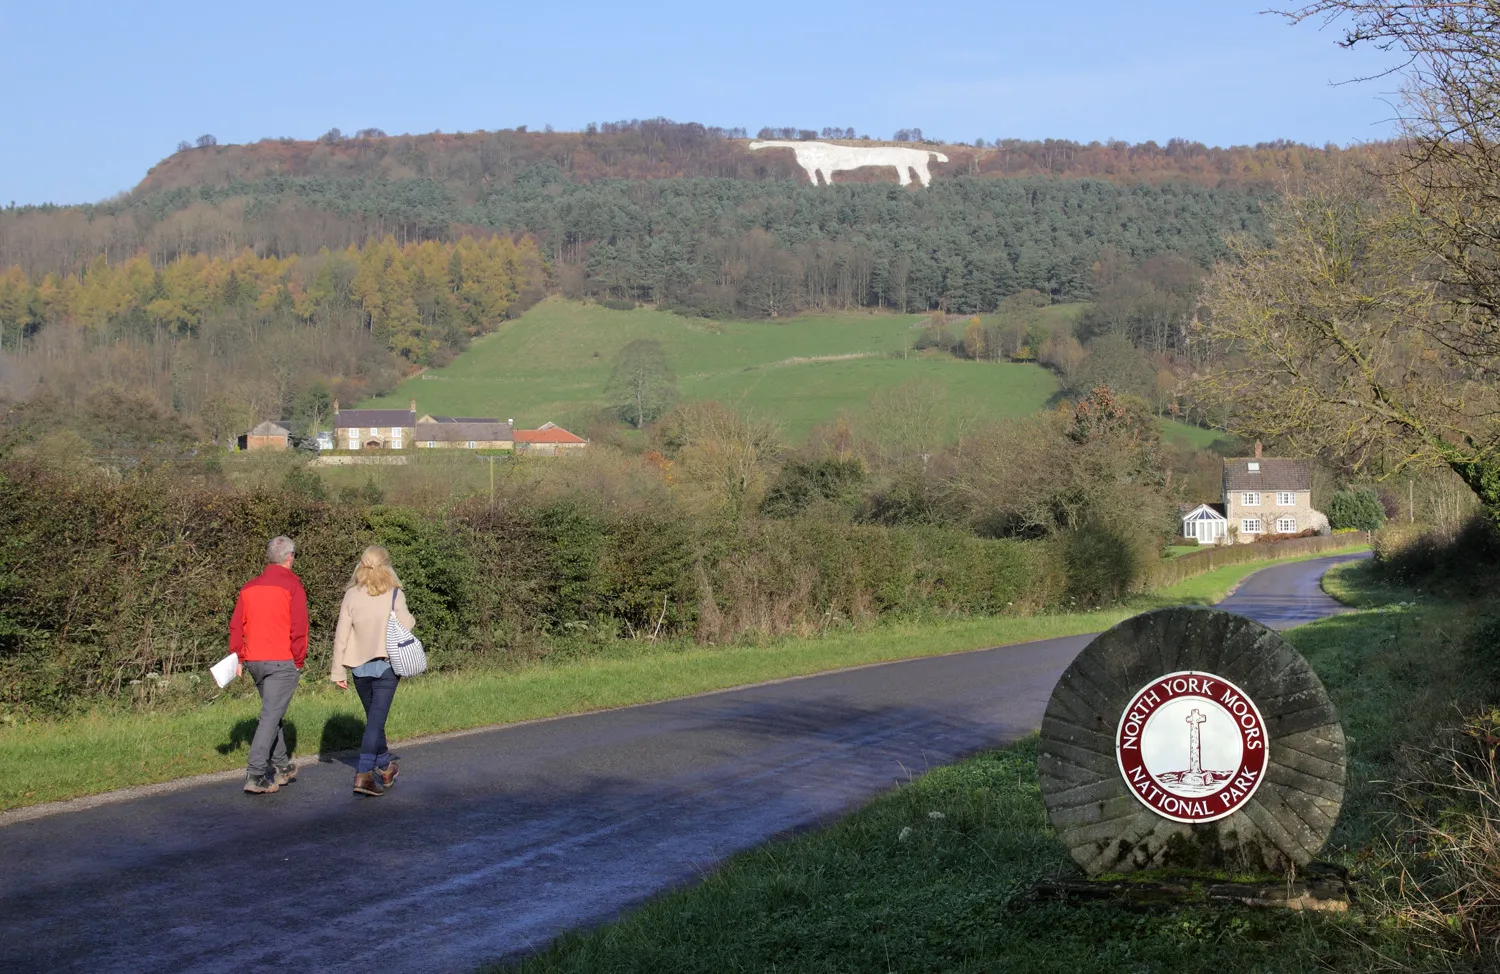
[242,421,290,451]
[415,415,514,450]
[333,400,416,450]
[514,422,588,455]
[1181,443,1328,544]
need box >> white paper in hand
[210,653,239,689]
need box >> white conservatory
[1181,503,1228,545]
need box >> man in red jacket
[229,535,309,794]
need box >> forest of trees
[0,235,545,440]
[0,174,1268,319]
[0,121,1362,284]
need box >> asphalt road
[0,553,1366,974]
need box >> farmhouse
[333,399,416,450]
[416,415,514,450]
[242,421,290,452]
[514,422,587,456]
[1181,443,1329,544]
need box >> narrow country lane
[0,553,1367,974]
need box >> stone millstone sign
[1038,606,1347,875]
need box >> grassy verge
[502,561,1481,973]
[1321,556,1423,608]
[0,547,1364,812]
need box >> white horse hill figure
[748,140,950,188]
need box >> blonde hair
[348,545,401,596]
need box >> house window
[467,441,476,449]
[1241,492,1260,506]
[391,437,402,449]
[1276,517,1297,534]
[1247,461,1260,472]
[390,427,401,438]
[428,440,436,448]
[1241,518,1262,534]
[1276,491,1294,506]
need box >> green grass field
[364,300,1072,441]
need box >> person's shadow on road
[217,719,299,757]
[318,714,365,767]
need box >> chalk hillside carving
[749,140,950,187]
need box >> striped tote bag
[385,589,427,677]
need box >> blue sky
[0,0,1402,206]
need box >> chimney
[1254,440,1263,459]
[409,398,416,414]
[332,399,339,414]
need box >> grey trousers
[245,660,299,777]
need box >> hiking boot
[376,759,399,788]
[244,774,280,795]
[273,764,297,786]
[353,772,384,797]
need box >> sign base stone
[1038,606,1347,876]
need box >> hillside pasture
[365,299,1067,440]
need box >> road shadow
[216,718,298,756]
[319,714,365,767]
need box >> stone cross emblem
[1182,708,1207,786]
[1112,670,1268,822]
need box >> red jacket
[229,564,309,668]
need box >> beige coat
[331,586,415,683]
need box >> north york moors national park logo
[1115,670,1268,823]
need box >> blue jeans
[353,669,399,774]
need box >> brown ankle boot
[377,759,399,788]
[353,772,384,797]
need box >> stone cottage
[1218,443,1328,543]
[333,399,416,450]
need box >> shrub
[1060,522,1153,608]
[1327,488,1386,532]
[0,459,1077,714]
[1374,515,1500,594]
[760,457,865,518]
[597,298,636,311]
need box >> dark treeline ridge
[1,174,1268,318]
[0,120,1370,306]
[127,121,1369,196]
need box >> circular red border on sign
[1115,670,1268,823]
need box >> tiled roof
[418,421,514,442]
[420,415,500,424]
[334,409,415,429]
[247,421,290,436]
[514,425,586,444]
[1222,457,1311,491]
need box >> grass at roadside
[0,547,1366,812]
[502,559,1480,974]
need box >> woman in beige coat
[332,546,416,797]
